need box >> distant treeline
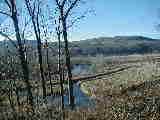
[1,36,160,56]
[69,36,160,56]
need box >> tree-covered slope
[69,36,160,56]
[1,36,160,56]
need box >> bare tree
[43,34,53,95]
[54,0,82,109]
[55,17,65,117]
[0,0,34,108]
[24,0,47,99]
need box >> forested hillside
[1,36,160,56]
[69,36,160,56]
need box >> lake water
[47,84,95,108]
[17,64,94,108]
[72,64,92,76]
[47,64,94,108]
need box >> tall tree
[54,0,81,109]
[55,17,64,114]
[24,0,47,99]
[0,0,34,108]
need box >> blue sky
[70,0,160,41]
[0,0,160,41]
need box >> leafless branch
[64,0,80,19]
[36,1,41,38]
[55,0,61,8]
[0,31,17,48]
[25,0,47,99]
[25,0,33,17]
[61,0,67,8]
[67,11,86,28]
[4,0,11,12]
[0,10,11,17]
[33,0,37,17]
[22,17,32,39]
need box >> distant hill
[69,36,160,56]
[1,36,160,56]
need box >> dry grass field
[67,54,160,120]
[1,54,160,120]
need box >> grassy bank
[67,54,160,120]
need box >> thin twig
[4,0,11,11]
[0,31,17,48]
[0,11,11,17]
[64,0,80,19]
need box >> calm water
[47,64,94,108]
[72,64,92,76]
[47,84,95,108]
[18,64,94,108]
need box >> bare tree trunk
[33,19,47,99]
[57,29,64,112]
[12,17,34,107]
[45,41,53,95]
[61,16,74,108]
[54,0,81,109]
[25,0,47,99]
[10,0,34,108]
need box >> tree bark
[57,31,64,110]
[11,8,34,107]
[25,0,47,100]
[46,41,53,95]
[61,15,74,108]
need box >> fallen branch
[72,65,135,83]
